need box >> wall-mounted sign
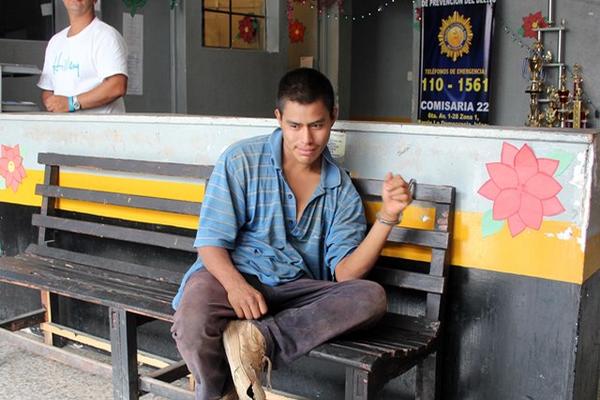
[418,0,495,124]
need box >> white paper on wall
[123,13,144,96]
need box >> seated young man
[171,68,412,400]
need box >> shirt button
[288,220,294,225]
[287,194,293,199]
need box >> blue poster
[418,0,495,124]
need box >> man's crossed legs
[171,269,387,400]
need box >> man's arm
[199,246,268,320]
[335,173,412,282]
[41,90,53,110]
[42,74,128,112]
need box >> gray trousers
[171,269,387,400]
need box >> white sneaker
[223,320,268,400]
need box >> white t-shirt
[38,18,128,114]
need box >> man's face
[275,99,336,169]
[63,0,96,17]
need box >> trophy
[557,70,570,128]
[525,41,548,127]
[545,86,559,127]
[569,64,589,128]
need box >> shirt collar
[269,128,341,189]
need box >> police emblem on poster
[419,0,495,124]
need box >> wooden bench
[0,152,454,400]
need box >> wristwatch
[72,96,81,111]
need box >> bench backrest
[33,153,454,323]
[33,153,211,286]
[352,179,455,323]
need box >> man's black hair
[276,68,335,118]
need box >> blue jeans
[171,269,387,400]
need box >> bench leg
[41,291,67,347]
[345,367,377,400]
[110,307,139,400]
[416,353,440,400]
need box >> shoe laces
[262,356,273,389]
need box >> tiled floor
[0,330,304,400]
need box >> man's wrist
[68,96,81,112]
[376,210,403,226]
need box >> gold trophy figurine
[525,41,546,127]
[545,86,559,127]
[557,69,570,128]
[570,64,589,128]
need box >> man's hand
[380,172,413,221]
[227,282,268,320]
[43,94,70,112]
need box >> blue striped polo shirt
[172,128,366,309]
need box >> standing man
[38,0,128,113]
[171,68,413,400]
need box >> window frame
[202,0,267,50]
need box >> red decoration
[521,11,548,39]
[415,7,422,22]
[0,144,27,192]
[238,16,257,43]
[289,19,306,43]
[478,142,565,237]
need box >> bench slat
[386,226,449,249]
[310,326,435,371]
[32,214,196,253]
[36,185,202,216]
[352,178,454,204]
[0,255,174,321]
[38,153,214,179]
[379,314,440,335]
[341,339,413,356]
[17,253,177,302]
[370,266,445,294]
[309,343,381,371]
[26,244,185,285]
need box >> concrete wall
[349,0,414,121]
[3,0,600,125]
[184,0,289,117]
[483,0,600,126]
[101,2,173,113]
[0,114,598,399]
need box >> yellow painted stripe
[0,170,43,207]
[583,233,600,282]
[453,212,583,284]
[0,169,586,284]
[40,322,172,369]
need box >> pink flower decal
[478,142,565,237]
[0,144,27,192]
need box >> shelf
[542,63,565,68]
[0,63,42,78]
[1,63,42,112]
[1,101,40,112]
[535,26,567,32]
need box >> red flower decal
[478,142,565,237]
[0,144,27,192]
[289,19,306,43]
[521,11,548,39]
[238,16,257,43]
